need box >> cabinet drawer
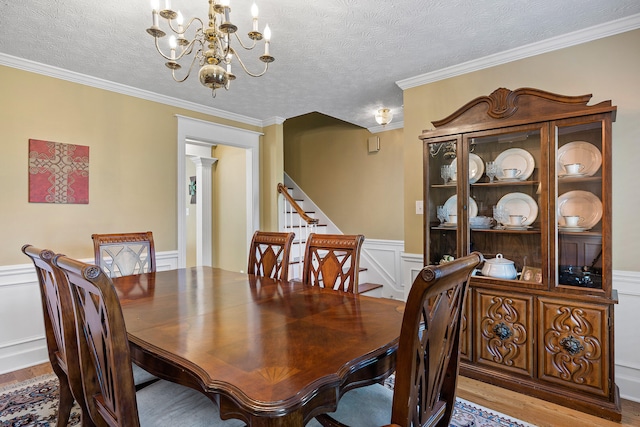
[538,297,610,397]
[475,289,534,377]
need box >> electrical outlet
[416,200,424,215]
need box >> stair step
[358,282,383,294]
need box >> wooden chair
[91,232,155,278]
[310,252,483,427]
[247,231,295,280]
[302,233,365,293]
[53,254,245,427]
[21,245,92,427]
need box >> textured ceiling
[1,1,639,128]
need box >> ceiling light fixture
[375,108,393,126]
[147,0,274,97]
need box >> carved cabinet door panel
[475,289,534,377]
[538,297,610,397]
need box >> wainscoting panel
[0,251,178,374]
[359,239,405,299]
[612,270,640,402]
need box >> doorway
[176,115,262,268]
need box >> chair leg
[56,380,74,427]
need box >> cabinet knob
[492,322,513,340]
[560,335,584,355]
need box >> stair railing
[277,183,318,278]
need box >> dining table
[111,266,405,427]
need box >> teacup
[509,215,527,226]
[564,163,585,175]
[503,168,522,179]
[448,214,458,224]
[564,215,583,227]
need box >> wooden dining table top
[112,266,405,426]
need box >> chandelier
[146,0,274,96]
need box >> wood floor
[2,363,640,426]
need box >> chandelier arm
[170,54,202,83]
[231,48,270,77]
[232,32,258,51]
[175,39,204,62]
[166,16,205,35]
[154,36,202,62]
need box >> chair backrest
[54,254,141,427]
[92,232,155,278]
[21,245,90,420]
[301,233,365,293]
[390,252,482,427]
[247,231,295,281]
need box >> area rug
[0,374,536,426]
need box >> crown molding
[368,120,404,134]
[261,116,287,127]
[397,13,640,90]
[0,52,265,128]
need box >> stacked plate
[557,141,602,177]
[557,190,602,231]
[496,192,538,229]
[450,153,485,184]
[495,148,535,181]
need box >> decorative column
[189,156,217,266]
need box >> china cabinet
[420,87,620,420]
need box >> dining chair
[309,252,483,427]
[21,245,93,427]
[91,232,155,278]
[53,254,245,427]
[302,233,365,293]
[247,230,295,280]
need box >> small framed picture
[521,266,543,283]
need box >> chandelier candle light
[147,0,274,96]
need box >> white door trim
[176,115,263,268]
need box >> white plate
[504,225,532,230]
[557,190,602,228]
[471,225,492,230]
[443,195,478,219]
[557,141,602,177]
[559,226,588,232]
[558,172,587,179]
[495,148,535,181]
[496,192,538,226]
[449,153,485,184]
[442,222,457,228]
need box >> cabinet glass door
[554,119,606,290]
[424,136,460,265]
[464,126,544,284]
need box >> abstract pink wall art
[28,139,89,204]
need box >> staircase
[277,179,383,296]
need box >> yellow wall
[403,29,640,270]
[261,123,284,231]
[0,65,277,266]
[212,144,247,271]
[284,113,404,240]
